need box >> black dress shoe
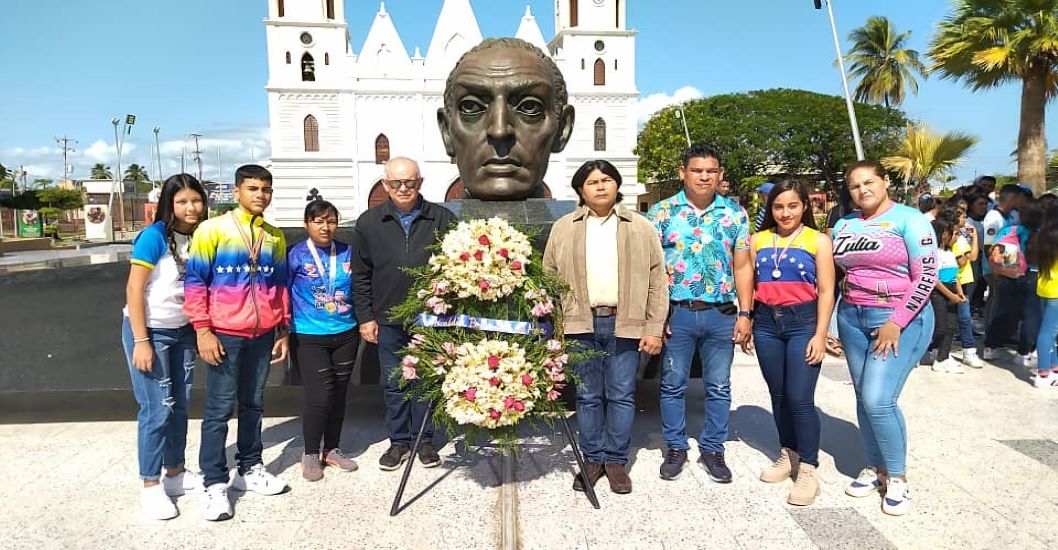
[572,462,606,491]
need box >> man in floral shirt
[647,143,754,484]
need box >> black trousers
[929,285,958,362]
[291,329,359,454]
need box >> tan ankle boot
[760,448,799,483]
[788,463,820,506]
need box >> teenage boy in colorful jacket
[184,164,291,521]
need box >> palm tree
[882,124,978,190]
[124,163,149,184]
[929,0,1058,195]
[846,16,928,108]
[90,163,113,180]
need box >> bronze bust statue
[438,38,575,201]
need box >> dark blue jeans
[569,315,640,465]
[379,324,434,446]
[660,305,736,453]
[957,282,976,349]
[984,273,1041,355]
[199,332,274,487]
[752,302,821,467]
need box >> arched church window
[324,53,330,65]
[277,0,284,18]
[285,52,290,64]
[594,58,605,86]
[594,118,606,151]
[326,0,335,20]
[375,134,390,164]
[301,53,315,82]
[304,115,319,152]
[570,0,578,27]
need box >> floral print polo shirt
[647,190,750,303]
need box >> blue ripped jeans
[121,317,197,480]
[837,302,933,478]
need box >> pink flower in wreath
[409,334,426,348]
[401,365,418,380]
[512,401,525,412]
[401,355,419,368]
[474,250,484,261]
[488,409,501,420]
[510,260,523,271]
[521,374,533,386]
[479,234,491,246]
[479,279,491,290]
[498,248,509,258]
[489,376,500,386]
[464,388,476,402]
[531,301,553,318]
[459,252,470,262]
[547,389,560,401]
[487,355,500,370]
[442,342,458,355]
[432,354,447,366]
[503,396,516,409]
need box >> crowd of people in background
[116,148,1058,523]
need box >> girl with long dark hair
[1033,205,1058,387]
[748,179,835,506]
[120,173,207,519]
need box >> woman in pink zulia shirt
[830,160,938,517]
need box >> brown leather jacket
[543,206,669,339]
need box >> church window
[581,59,585,70]
[375,134,390,164]
[301,53,315,81]
[304,115,319,152]
[594,58,605,86]
[325,53,330,65]
[594,118,606,151]
[570,0,578,27]
[277,0,284,17]
[285,52,290,64]
[326,0,335,20]
[614,58,618,70]
[616,0,621,27]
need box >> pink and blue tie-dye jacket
[832,202,938,328]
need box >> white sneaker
[845,467,884,498]
[232,464,287,496]
[202,483,232,521]
[946,361,966,374]
[982,347,999,360]
[1019,353,1038,368]
[1032,373,1058,389]
[162,470,205,497]
[882,479,911,516]
[962,349,984,369]
[140,484,178,520]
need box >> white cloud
[634,85,705,126]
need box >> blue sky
[0,0,1047,185]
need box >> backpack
[988,225,1026,279]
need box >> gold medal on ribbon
[324,301,338,314]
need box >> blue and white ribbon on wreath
[415,313,553,337]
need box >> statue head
[438,38,575,200]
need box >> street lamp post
[107,114,136,239]
[673,106,692,148]
[814,0,864,161]
[153,126,163,188]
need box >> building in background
[263,0,640,226]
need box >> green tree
[635,88,907,197]
[881,124,978,191]
[929,0,1058,195]
[124,163,153,193]
[90,163,113,180]
[32,178,53,189]
[846,16,928,108]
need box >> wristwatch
[737,311,754,320]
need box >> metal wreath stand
[389,403,601,515]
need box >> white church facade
[263,0,641,226]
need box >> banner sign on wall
[16,210,42,238]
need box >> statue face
[438,48,574,200]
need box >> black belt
[671,300,723,311]
[591,306,618,317]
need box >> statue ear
[437,108,455,157]
[551,105,575,153]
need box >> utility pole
[152,126,163,187]
[189,133,204,181]
[814,0,864,160]
[55,135,77,184]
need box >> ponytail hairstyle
[303,188,339,222]
[1038,204,1058,279]
[155,173,207,270]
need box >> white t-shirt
[982,209,1018,246]
[122,222,193,329]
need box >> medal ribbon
[307,240,338,307]
[230,211,264,273]
[771,225,806,278]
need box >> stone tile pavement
[0,347,1056,549]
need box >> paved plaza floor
[1,347,1056,549]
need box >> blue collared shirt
[392,198,423,235]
